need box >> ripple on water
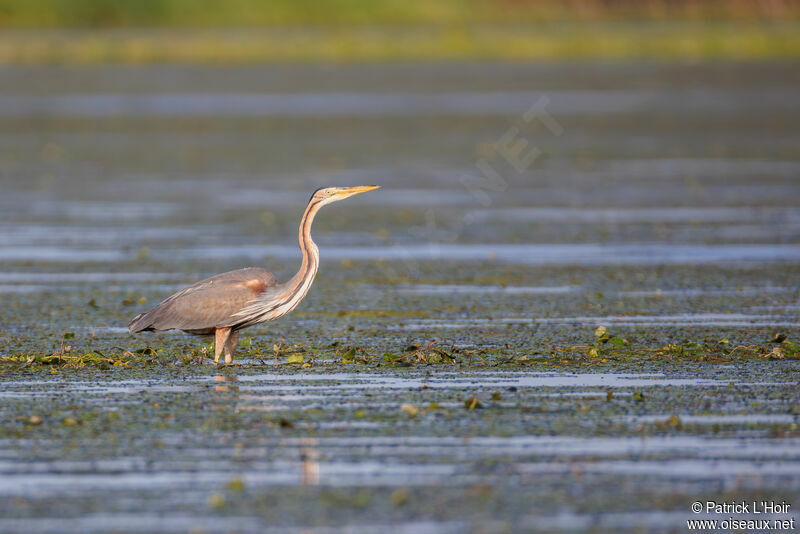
[165,243,800,266]
[466,206,800,224]
[395,313,800,330]
[0,517,467,534]
[390,284,580,295]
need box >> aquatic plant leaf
[608,336,627,347]
[400,403,419,417]
[390,488,409,507]
[464,397,483,410]
[594,326,607,338]
[770,333,787,343]
[285,354,304,364]
[225,477,245,492]
[207,493,226,508]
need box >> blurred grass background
[0,0,799,62]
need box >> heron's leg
[224,331,238,365]
[214,327,231,365]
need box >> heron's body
[128,185,379,364]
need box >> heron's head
[311,185,380,205]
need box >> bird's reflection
[212,375,318,485]
[215,374,239,392]
[299,437,320,485]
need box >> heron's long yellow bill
[335,185,381,197]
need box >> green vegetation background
[0,0,798,63]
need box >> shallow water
[1,61,799,533]
[397,313,800,330]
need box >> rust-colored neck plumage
[293,197,322,287]
[231,196,324,327]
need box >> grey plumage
[128,267,277,335]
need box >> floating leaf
[769,333,787,344]
[340,347,357,363]
[207,493,226,508]
[400,404,419,417]
[608,336,627,347]
[390,488,409,507]
[665,415,681,427]
[285,354,304,364]
[225,477,245,492]
[594,326,608,338]
[62,332,75,340]
[464,397,483,410]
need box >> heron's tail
[128,311,154,333]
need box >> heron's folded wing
[129,268,276,332]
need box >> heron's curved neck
[297,199,322,277]
[234,198,325,326]
[282,198,323,299]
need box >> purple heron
[128,185,380,364]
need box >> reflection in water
[215,374,239,393]
[299,438,320,486]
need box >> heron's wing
[128,267,277,333]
